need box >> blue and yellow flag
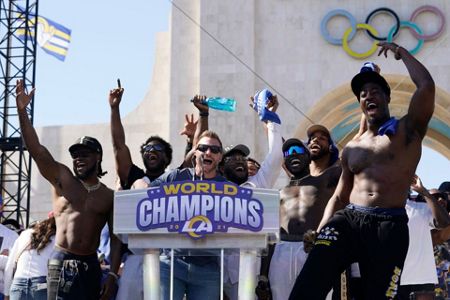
[17,10,71,62]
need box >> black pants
[289,204,409,300]
[47,249,101,300]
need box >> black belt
[280,234,304,242]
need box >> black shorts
[47,249,101,300]
[289,204,409,300]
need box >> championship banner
[136,181,263,239]
[114,181,279,251]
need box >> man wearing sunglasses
[15,80,121,300]
[398,175,450,300]
[149,130,226,300]
[431,183,450,246]
[259,136,342,300]
[109,86,173,190]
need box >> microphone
[199,154,205,180]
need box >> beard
[285,155,310,177]
[310,147,329,161]
[143,157,166,174]
[223,166,248,185]
[74,163,97,180]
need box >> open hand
[377,42,402,60]
[16,79,35,111]
[179,113,198,139]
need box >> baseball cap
[307,124,331,140]
[282,138,308,153]
[306,125,340,166]
[223,144,250,157]
[439,182,450,193]
[351,62,390,101]
[68,136,103,155]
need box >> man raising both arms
[16,80,121,300]
[289,42,435,299]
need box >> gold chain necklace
[81,180,101,193]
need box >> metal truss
[0,0,38,227]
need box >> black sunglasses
[142,144,165,153]
[197,144,222,154]
[70,150,95,159]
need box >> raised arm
[109,86,133,184]
[378,42,435,138]
[191,95,209,146]
[179,113,198,157]
[180,95,209,168]
[317,148,353,231]
[249,95,283,188]
[16,80,67,189]
[411,175,450,229]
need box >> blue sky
[34,1,171,126]
[33,1,448,189]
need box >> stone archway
[295,74,450,159]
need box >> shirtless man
[16,80,121,300]
[261,131,341,300]
[289,42,435,299]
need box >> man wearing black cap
[290,42,435,299]
[220,98,283,300]
[15,80,121,300]
[221,144,251,185]
[439,181,450,203]
[260,136,343,300]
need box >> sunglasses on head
[143,144,165,153]
[197,144,222,154]
[284,145,306,158]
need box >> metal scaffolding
[0,0,38,227]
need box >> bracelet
[108,271,119,281]
[199,111,209,117]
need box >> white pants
[269,241,307,300]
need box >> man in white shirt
[398,175,450,299]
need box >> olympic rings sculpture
[321,6,446,58]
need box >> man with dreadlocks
[15,80,121,300]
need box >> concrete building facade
[31,0,450,219]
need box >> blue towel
[378,117,399,136]
[252,89,281,124]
